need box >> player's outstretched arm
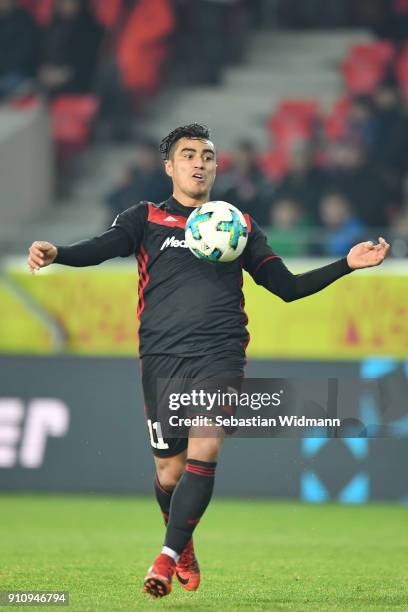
[27,227,134,274]
[250,236,390,303]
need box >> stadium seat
[51,95,99,149]
[341,58,385,95]
[10,95,41,111]
[266,99,319,151]
[52,117,89,148]
[51,95,99,123]
[267,115,312,150]
[258,150,288,180]
[275,99,321,124]
[349,41,395,67]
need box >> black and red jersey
[113,196,279,358]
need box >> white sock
[162,546,180,563]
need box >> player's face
[165,138,216,202]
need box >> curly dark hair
[159,123,211,160]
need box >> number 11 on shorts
[147,419,169,450]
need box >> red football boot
[143,553,175,599]
[175,539,201,591]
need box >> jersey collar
[166,196,202,217]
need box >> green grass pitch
[0,495,407,611]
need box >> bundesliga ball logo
[185,201,248,263]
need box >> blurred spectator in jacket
[266,197,310,256]
[213,140,273,225]
[0,0,39,98]
[173,0,247,85]
[344,96,376,152]
[372,82,408,177]
[318,192,366,257]
[324,141,391,227]
[273,143,327,223]
[390,195,408,256]
[39,0,102,95]
[106,138,172,218]
[194,0,234,84]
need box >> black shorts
[141,351,245,458]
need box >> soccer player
[27,124,390,599]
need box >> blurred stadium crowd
[2,0,408,256]
[0,0,259,123]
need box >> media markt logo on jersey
[160,236,189,251]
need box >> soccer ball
[185,201,248,263]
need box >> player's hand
[27,241,57,273]
[346,237,390,270]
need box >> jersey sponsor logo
[160,236,189,251]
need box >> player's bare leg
[155,453,186,506]
[188,425,224,462]
[144,427,224,598]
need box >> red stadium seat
[267,99,319,151]
[51,95,99,149]
[341,58,385,95]
[10,95,41,110]
[350,41,395,67]
[267,115,312,150]
[275,99,321,124]
[258,150,288,180]
[52,117,89,147]
[51,95,99,123]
